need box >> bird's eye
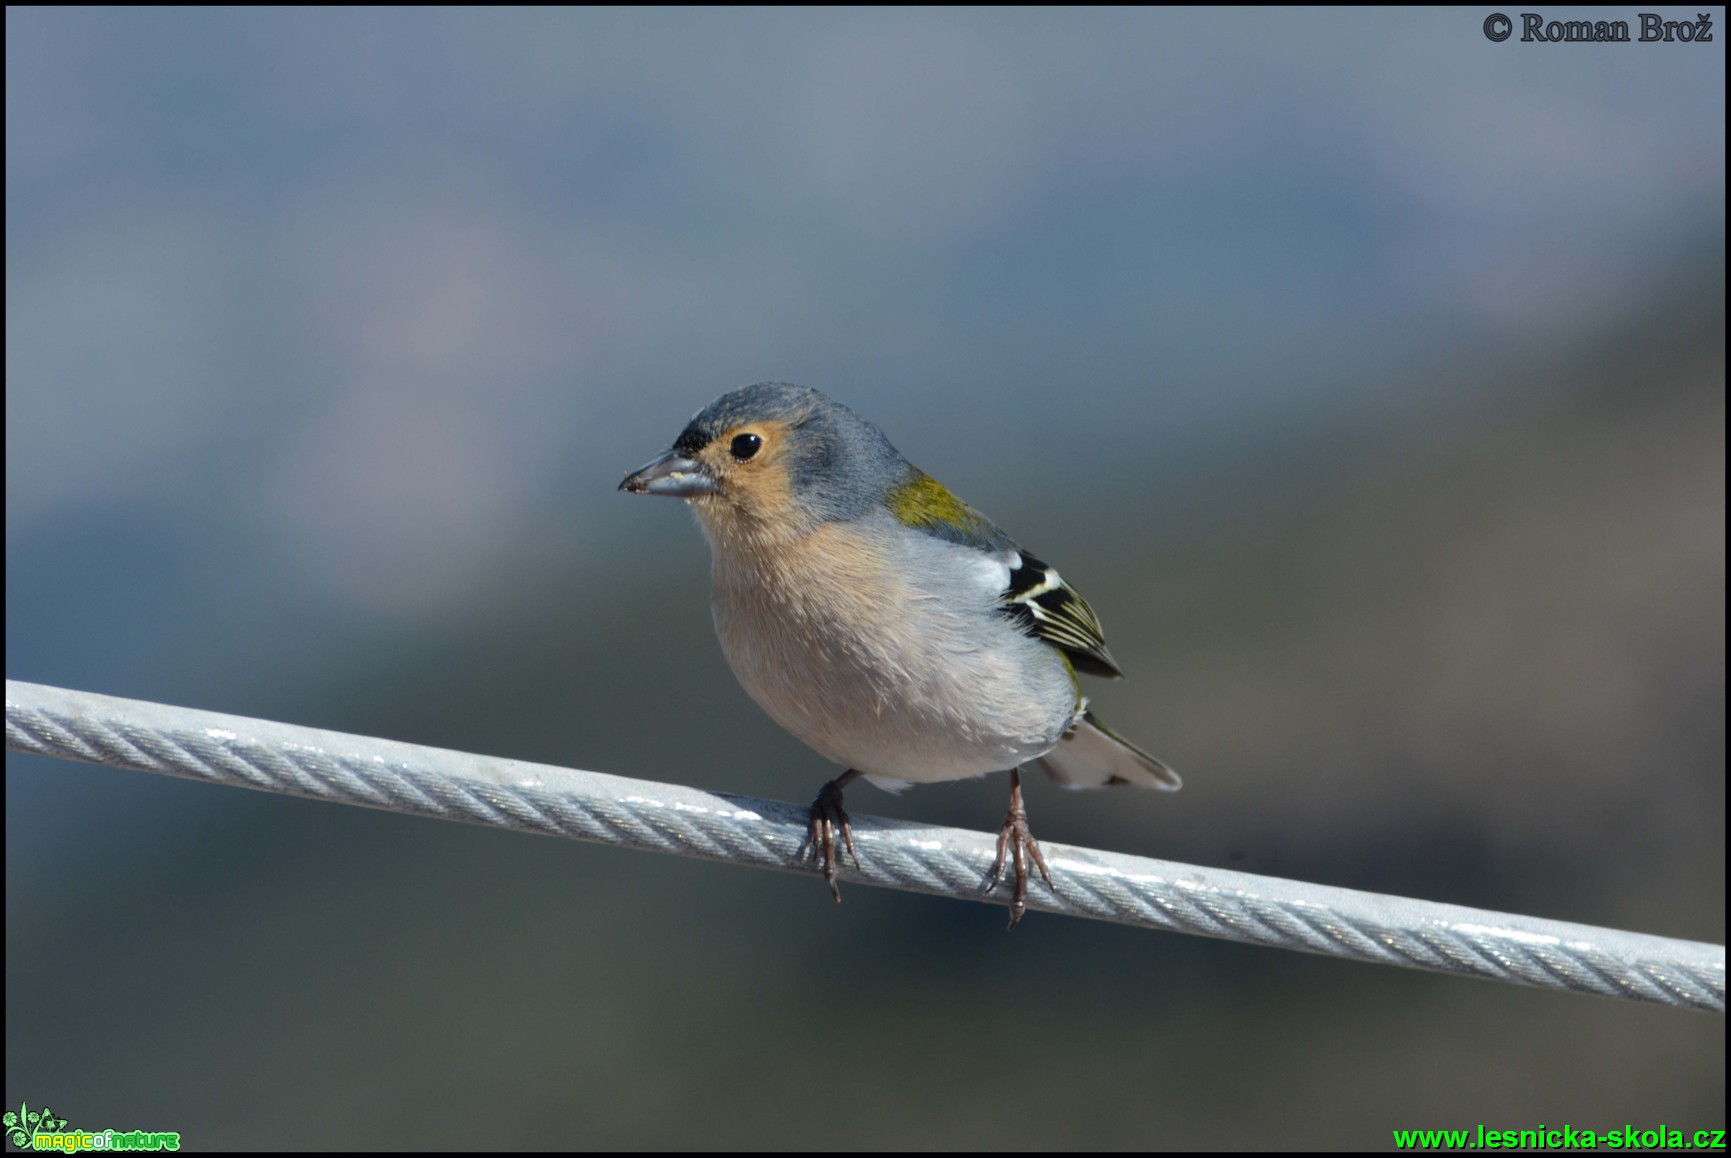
[730,432,763,461]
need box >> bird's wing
[998,549,1124,679]
[886,471,1124,679]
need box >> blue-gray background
[6,7,1724,1149]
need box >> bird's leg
[805,768,862,901]
[987,767,1052,929]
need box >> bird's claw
[805,775,860,901]
[986,771,1052,930]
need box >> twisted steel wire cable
[7,679,1723,1012]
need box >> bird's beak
[619,450,717,497]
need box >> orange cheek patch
[711,420,799,522]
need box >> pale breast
[707,519,1077,782]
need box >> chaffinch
[620,383,1179,926]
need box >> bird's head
[620,383,909,547]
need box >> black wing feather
[1000,551,1124,679]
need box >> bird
[619,383,1179,927]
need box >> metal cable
[7,678,1723,1012]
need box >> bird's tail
[1028,710,1181,791]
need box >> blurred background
[6,7,1723,1149]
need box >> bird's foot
[804,770,861,901]
[986,768,1052,930]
